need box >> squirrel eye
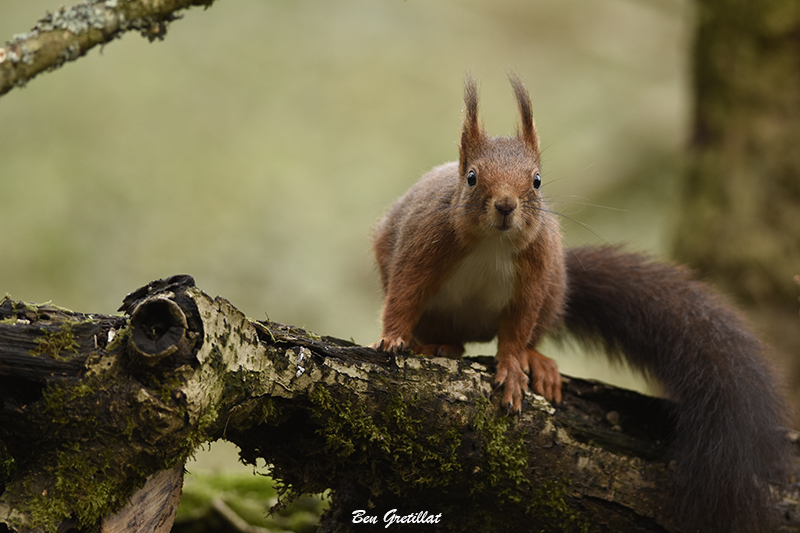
[467,170,477,187]
[533,173,541,190]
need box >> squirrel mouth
[496,213,517,231]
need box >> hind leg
[413,342,465,358]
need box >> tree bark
[673,0,800,426]
[674,0,800,308]
[0,0,215,97]
[1,276,799,532]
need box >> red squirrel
[371,74,790,532]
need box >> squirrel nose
[494,197,517,217]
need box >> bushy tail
[562,246,790,532]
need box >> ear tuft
[508,73,540,165]
[459,73,486,175]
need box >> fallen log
[0,275,797,532]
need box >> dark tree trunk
[675,0,800,306]
[673,0,800,425]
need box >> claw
[371,336,410,354]
[519,348,562,404]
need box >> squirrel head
[456,74,546,244]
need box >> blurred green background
[1,0,690,479]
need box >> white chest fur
[426,236,517,317]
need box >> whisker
[541,196,625,213]
[524,204,613,245]
[443,191,614,246]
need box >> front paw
[518,348,562,404]
[370,336,408,353]
[494,355,529,412]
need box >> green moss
[265,326,279,344]
[25,490,72,533]
[104,324,130,352]
[7,300,38,321]
[54,445,118,526]
[284,324,320,341]
[11,362,221,533]
[255,397,283,426]
[468,398,589,532]
[0,439,15,489]
[304,389,588,532]
[29,321,79,361]
[309,386,384,458]
[308,386,465,495]
[470,397,528,491]
[186,402,220,452]
[19,421,214,533]
[20,443,118,532]
[16,383,119,531]
[148,365,195,408]
[39,381,99,432]
[529,480,589,533]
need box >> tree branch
[0,276,798,532]
[0,0,215,98]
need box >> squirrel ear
[508,73,540,166]
[459,73,485,175]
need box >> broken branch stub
[129,297,189,363]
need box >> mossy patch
[0,439,15,489]
[29,321,79,361]
[467,398,589,532]
[298,388,589,532]
[308,387,463,490]
[6,365,220,533]
[25,444,121,529]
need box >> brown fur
[372,75,790,532]
[374,74,564,407]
